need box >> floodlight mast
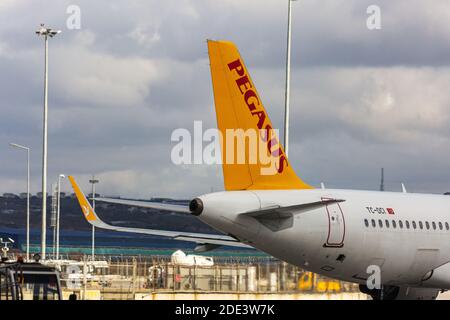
[35,24,61,260]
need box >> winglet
[68,176,99,223]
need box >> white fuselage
[197,189,450,289]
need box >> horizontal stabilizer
[242,199,345,232]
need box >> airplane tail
[207,40,312,190]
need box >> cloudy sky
[1,0,450,199]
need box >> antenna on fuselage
[380,168,384,191]
[401,183,407,193]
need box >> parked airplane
[69,40,450,300]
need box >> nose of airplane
[189,198,204,216]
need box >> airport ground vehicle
[298,272,341,293]
[0,259,62,300]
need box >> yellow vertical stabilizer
[207,40,312,191]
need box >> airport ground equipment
[0,259,62,300]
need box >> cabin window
[439,222,443,230]
[378,220,383,228]
[446,222,449,230]
[419,221,423,229]
[364,219,369,227]
[411,221,415,229]
[385,219,390,228]
[399,220,403,229]
[372,219,376,227]
[392,220,397,229]
[432,222,436,230]
[425,221,430,230]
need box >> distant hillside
[0,195,218,234]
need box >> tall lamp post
[36,24,61,259]
[89,176,99,262]
[9,143,30,261]
[283,0,297,157]
[56,174,65,260]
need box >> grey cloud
[5,0,449,67]
[1,0,450,198]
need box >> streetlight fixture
[56,174,65,260]
[89,175,99,262]
[9,143,30,261]
[36,24,61,260]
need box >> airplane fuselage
[197,189,450,289]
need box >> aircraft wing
[95,197,190,213]
[68,176,250,250]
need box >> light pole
[36,24,61,260]
[9,143,30,261]
[56,174,65,260]
[51,183,56,258]
[283,0,297,157]
[89,175,99,262]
